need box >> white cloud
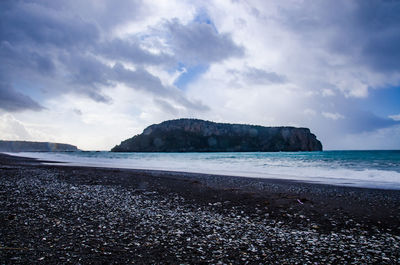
[389,114,400,121]
[322,112,345,120]
[0,114,31,140]
[0,113,55,142]
[304,109,317,116]
[321,89,335,97]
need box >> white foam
[7,151,400,190]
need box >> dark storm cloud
[153,98,180,115]
[239,67,287,84]
[357,0,400,72]
[112,63,167,95]
[165,19,244,65]
[0,41,51,111]
[0,1,243,112]
[0,82,43,112]
[0,0,103,108]
[1,0,143,37]
[112,63,209,111]
[60,0,146,30]
[227,67,287,87]
[280,0,400,74]
[99,38,174,66]
[328,0,400,73]
[0,41,55,75]
[67,55,111,88]
[0,1,99,48]
[244,67,286,84]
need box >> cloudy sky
[1,0,400,150]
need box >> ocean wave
[8,151,400,190]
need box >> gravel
[1,154,400,264]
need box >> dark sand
[1,153,399,264]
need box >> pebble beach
[1,153,399,264]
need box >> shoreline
[3,152,400,194]
[4,151,400,191]
[1,153,400,263]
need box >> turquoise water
[9,150,400,190]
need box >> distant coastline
[0,140,79,152]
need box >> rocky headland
[112,119,322,152]
[0,140,79,152]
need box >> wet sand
[1,153,399,264]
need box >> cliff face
[0,141,79,152]
[112,119,322,152]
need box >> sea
[8,150,400,190]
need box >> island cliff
[111,119,322,152]
[0,140,79,152]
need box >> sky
[1,0,400,150]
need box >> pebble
[1,165,399,264]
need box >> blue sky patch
[193,9,218,33]
[174,63,208,89]
[356,86,400,117]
